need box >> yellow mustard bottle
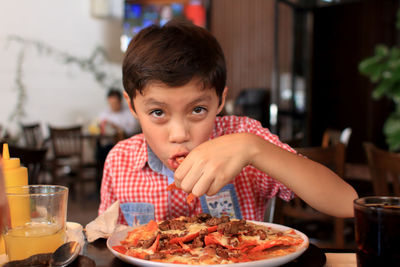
[2,144,28,187]
[0,143,29,254]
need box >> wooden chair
[21,123,45,149]
[276,143,348,249]
[322,127,352,148]
[363,142,400,196]
[7,145,48,184]
[48,125,97,200]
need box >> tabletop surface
[0,240,357,267]
[83,239,357,267]
[325,253,356,267]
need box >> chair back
[49,125,83,160]
[322,127,352,148]
[277,142,347,248]
[48,125,98,200]
[7,145,48,184]
[363,142,400,196]
[296,143,346,177]
[21,123,44,149]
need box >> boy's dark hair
[122,19,226,103]
[107,88,122,100]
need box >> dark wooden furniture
[321,128,352,148]
[21,123,45,149]
[270,0,398,163]
[48,125,97,200]
[309,0,398,162]
[296,143,346,179]
[363,142,400,196]
[2,145,48,184]
[276,143,348,249]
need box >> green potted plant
[358,11,400,151]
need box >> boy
[99,19,357,225]
[98,88,141,138]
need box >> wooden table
[325,253,356,267]
[0,240,358,267]
[83,239,357,267]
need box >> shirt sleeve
[242,117,296,202]
[98,155,117,215]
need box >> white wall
[0,0,125,138]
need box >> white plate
[107,221,309,267]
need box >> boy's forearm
[246,134,358,218]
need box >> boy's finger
[205,178,225,196]
[174,158,191,186]
[191,173,214,197]
[179,165,202,193]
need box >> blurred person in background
[96,88,141,191]
[99,88,141,139]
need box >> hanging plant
[5,35,121,124]
[358,10,400,151]
[9,49,27,122]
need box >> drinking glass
[3,185,68,261]
[354,196,400,267]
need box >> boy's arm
[174,133,358,218]
[247,133,358,218]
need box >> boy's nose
[168,119,189,143]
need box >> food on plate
[112,214,305,264]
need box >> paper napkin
[85,201,129,243]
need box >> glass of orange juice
[3,185,68,261]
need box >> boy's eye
[193,106,206,114]
[150,109,164,117]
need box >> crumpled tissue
[85,201,129,243]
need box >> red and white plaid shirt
[99,116,295,224]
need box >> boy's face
[108,96,122,112]
[124,79,227,171]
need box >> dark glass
[354,197,400,267]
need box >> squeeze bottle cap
[2,143,20,170]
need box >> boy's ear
[217,86,228,114]
[123,91,138,118]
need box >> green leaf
[375,45,389,57]
[359,56,386,82]
[372,76,397,99]
[383,109,400,151]
[359,55,383,72]
[386,133,400,151]
[389,47,400,59]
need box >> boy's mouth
[168,153,187,170]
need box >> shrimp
[167,156,196,204]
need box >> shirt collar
[147,145,175,185]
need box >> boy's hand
[174,133,255,197]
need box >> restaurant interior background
[0,0,399,246]
[1,0,398,162]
